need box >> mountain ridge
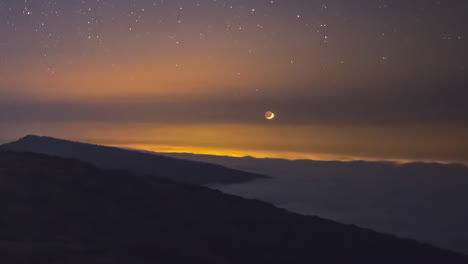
[0,151,467,263]
[0,135,267,185]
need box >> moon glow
[265,111,275,120]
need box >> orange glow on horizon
[3,121,467,165]
[111,143,463,165]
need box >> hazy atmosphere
[1,0,467,163]
[2,1,468,262]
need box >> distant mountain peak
[18,135,71,142]
[0,135,268,185]
[18,134,42,140]
[15,135,65,144]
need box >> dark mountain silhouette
[0,151,467,263]
[0,135,266,185]
[159,152,468,254]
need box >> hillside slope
[0,135,266,185]
[0,151,467,263]
[160,152,468,254]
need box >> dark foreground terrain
[161,152,468,254]
[0,152,467,263]
[0,135,266,185]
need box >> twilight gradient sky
[0,0,467,163]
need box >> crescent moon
[265,111,275,120]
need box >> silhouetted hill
[159,152,468,254]
[0,135,266,185]
[0,151,467,263]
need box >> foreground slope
[160,152,468,254]
[0,152,467,264]
[0,135,266,184]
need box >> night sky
[0,0,467,163]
